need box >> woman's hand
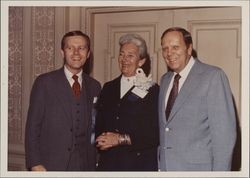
[96,132,120,150]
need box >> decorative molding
[104,49,111,82]
[82,6,172,47]
[8,163,26,171]
[188,19,241,59]
[8,148,26,171]
[188,19,241,121]
[54,7,66,69]
[81,6,175,78]
[151,52,158,82]
[82,7,176,81]
[68,7,81,31]
[82,6,202,37]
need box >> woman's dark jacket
[95,76,159,171]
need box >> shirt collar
[64,65,83,81]
[121,75,136,83]
[174,56,195,78]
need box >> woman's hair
[61,30,90,51]
[161,27,197,58]
[119,34,151,76]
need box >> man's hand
[31,164,46,171]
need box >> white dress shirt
[64,66,83,88]
[120,75,136,98]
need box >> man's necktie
[72,75,81,98]
[165,74,181,121]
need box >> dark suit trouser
[67,149,83,171]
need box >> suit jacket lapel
[119,75,141,102]
[110,75,136,103]
[82,73,92,129]
[159,72,174,124]
[167,60,203,123]
[52,68,73,122]
[115,76,122,100]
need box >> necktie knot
[174,73,181,81]
[72,75,78,81]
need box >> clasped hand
[96,132,120,150]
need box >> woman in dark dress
[95,33,159,171]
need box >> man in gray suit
[158,27,236,171]
[25,31,101,171]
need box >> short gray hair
[119,33,148,60]
[119,33,151,76]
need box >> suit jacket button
[137,152,141,156]
[165,127,170,132]
[116,116,119,120]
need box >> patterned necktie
[72,75,81,98]
[165,74,181,121]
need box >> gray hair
[119,33,151,76]
[119,33,148,60]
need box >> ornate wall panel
[31,7,55,79]
[8,7,23,144]
[8,7,56,171]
